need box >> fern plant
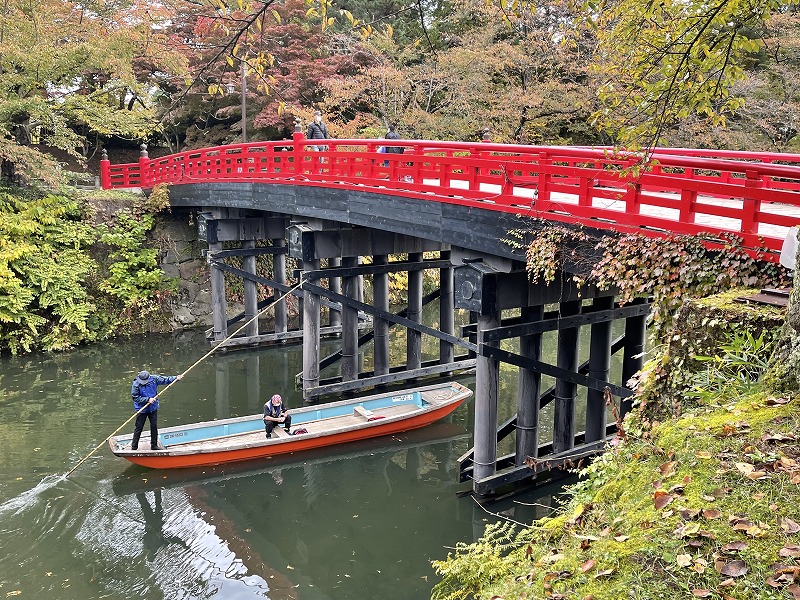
[689,330,775,403]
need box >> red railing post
[292,119,305,175]
[138,144,150,188]
[537,152,551,201]
[100,148,111,189]
[741,169,763,234]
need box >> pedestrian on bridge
[307,110,329,151]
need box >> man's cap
[137,370,151,382]
[271,394,282,402]
[313,110,322,116]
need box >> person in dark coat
[263,393,292,438]
[306,110,329,150]
[130,370,183,450]
[382,124,404,166]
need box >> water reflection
[0,324,575,600]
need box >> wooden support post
[273,238,287,334]
[210,242,228,341]
[586,296,614,442]
[621,301,647,417]
[329,256,342,328]
[516,305,543,465]
[553,300,582,454]
[439,250,454,364]
[341,256,359,382]
[242,240,259,338]
[474,311,501,488]
[302,258,321,394]
[407,252,423,370]
[373,255,390,376]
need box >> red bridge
[102,132,800,261]
[100,133,800,495]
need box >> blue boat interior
[116,391,425,449]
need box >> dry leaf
[594,568,615,578]
[765,396,790,406]
[745,470,769,480]
[695,451,713,459]
[676,554,693,567]
[538,553,564,564]
[735,462,755,475]
[613,535,629,543]
[691,589,712,597]
[789,584,800,600]
[781,517,800,534]
[659,461,677,477]
[681,508,701,520]
[702,508,722,519]
[581,559,596,573]
[717,560,749,577]
[719,577,736,587]
[780,544,800,558]
[654,491,674,510]
[721,541,747,552]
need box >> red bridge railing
[101,132,800,261]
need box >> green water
[0,329,572,600]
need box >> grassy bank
[433,293,800,600]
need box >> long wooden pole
[64,281,303,478]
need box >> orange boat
[108,381,472,469]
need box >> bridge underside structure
[170,182,650,496]
[104,136,800,495]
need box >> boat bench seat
[354,406,385,421]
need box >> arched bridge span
[103,133,800,260]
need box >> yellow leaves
[207,84,225,97]
[270,9,281,24]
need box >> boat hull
[109,382,471,469]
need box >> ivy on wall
[516,220,790,336]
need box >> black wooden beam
[480,345,633,398]
[314,354,472,387]
[301,280,477,352]
[303,359,477,398]
[471,438,610,495]
[211,247,288,259]
[211,261,358,317]
[481,301,651,342]
[456,334,625,471]
[299,258,452,281]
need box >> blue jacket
[132,375,177,413]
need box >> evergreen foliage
[0,188,173,354]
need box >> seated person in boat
[131,370,183,450]
[263,394,292,438]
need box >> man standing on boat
[131,370,183,450]
[264,394,292,438]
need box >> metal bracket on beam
[453,261,499,315]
